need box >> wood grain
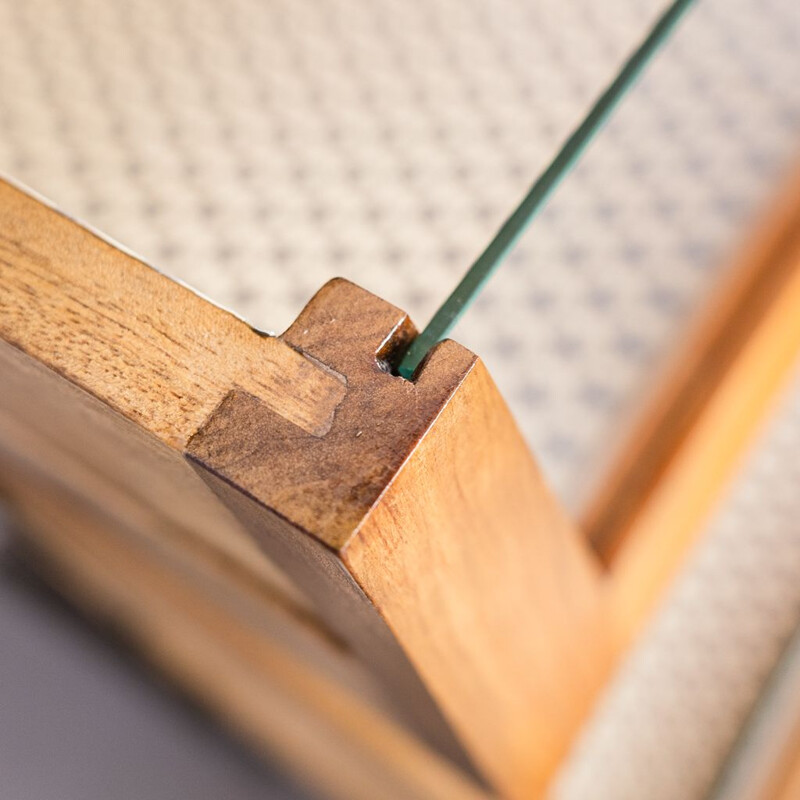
[705,624,800,800]
[4,471,493,800]
[189,279,607,799]
[0,179,477,787]
[345,354,607,798]
[0,332,312,610]
[0,180,498,792]
[5,165,800,800]
[0,176,357,613]
[0,178,346,442]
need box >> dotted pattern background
[554,367,800,800]
[0,1,799,798]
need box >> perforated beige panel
[1,1,799,798]
[554,367,800,800]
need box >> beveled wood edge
[187,281,606,798]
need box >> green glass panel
[397,0,698,378]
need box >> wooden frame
[2,166,800,799]
[584,163,800,649]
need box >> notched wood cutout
[188,278,477,550]
[188,278,606,800]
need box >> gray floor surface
[0,517,313,800]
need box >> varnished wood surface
[0,177,477,779]
[190,280,607,798]
[0,178,515,794]
[0,176,348,611]
[0,180,345,442]
[0,335,313,609]
[4,167,800,799]
[706,623,800,800]
[345,354,607,797]
[0,404,385,708]
[4,471,493,800]
[0,174,606,796]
